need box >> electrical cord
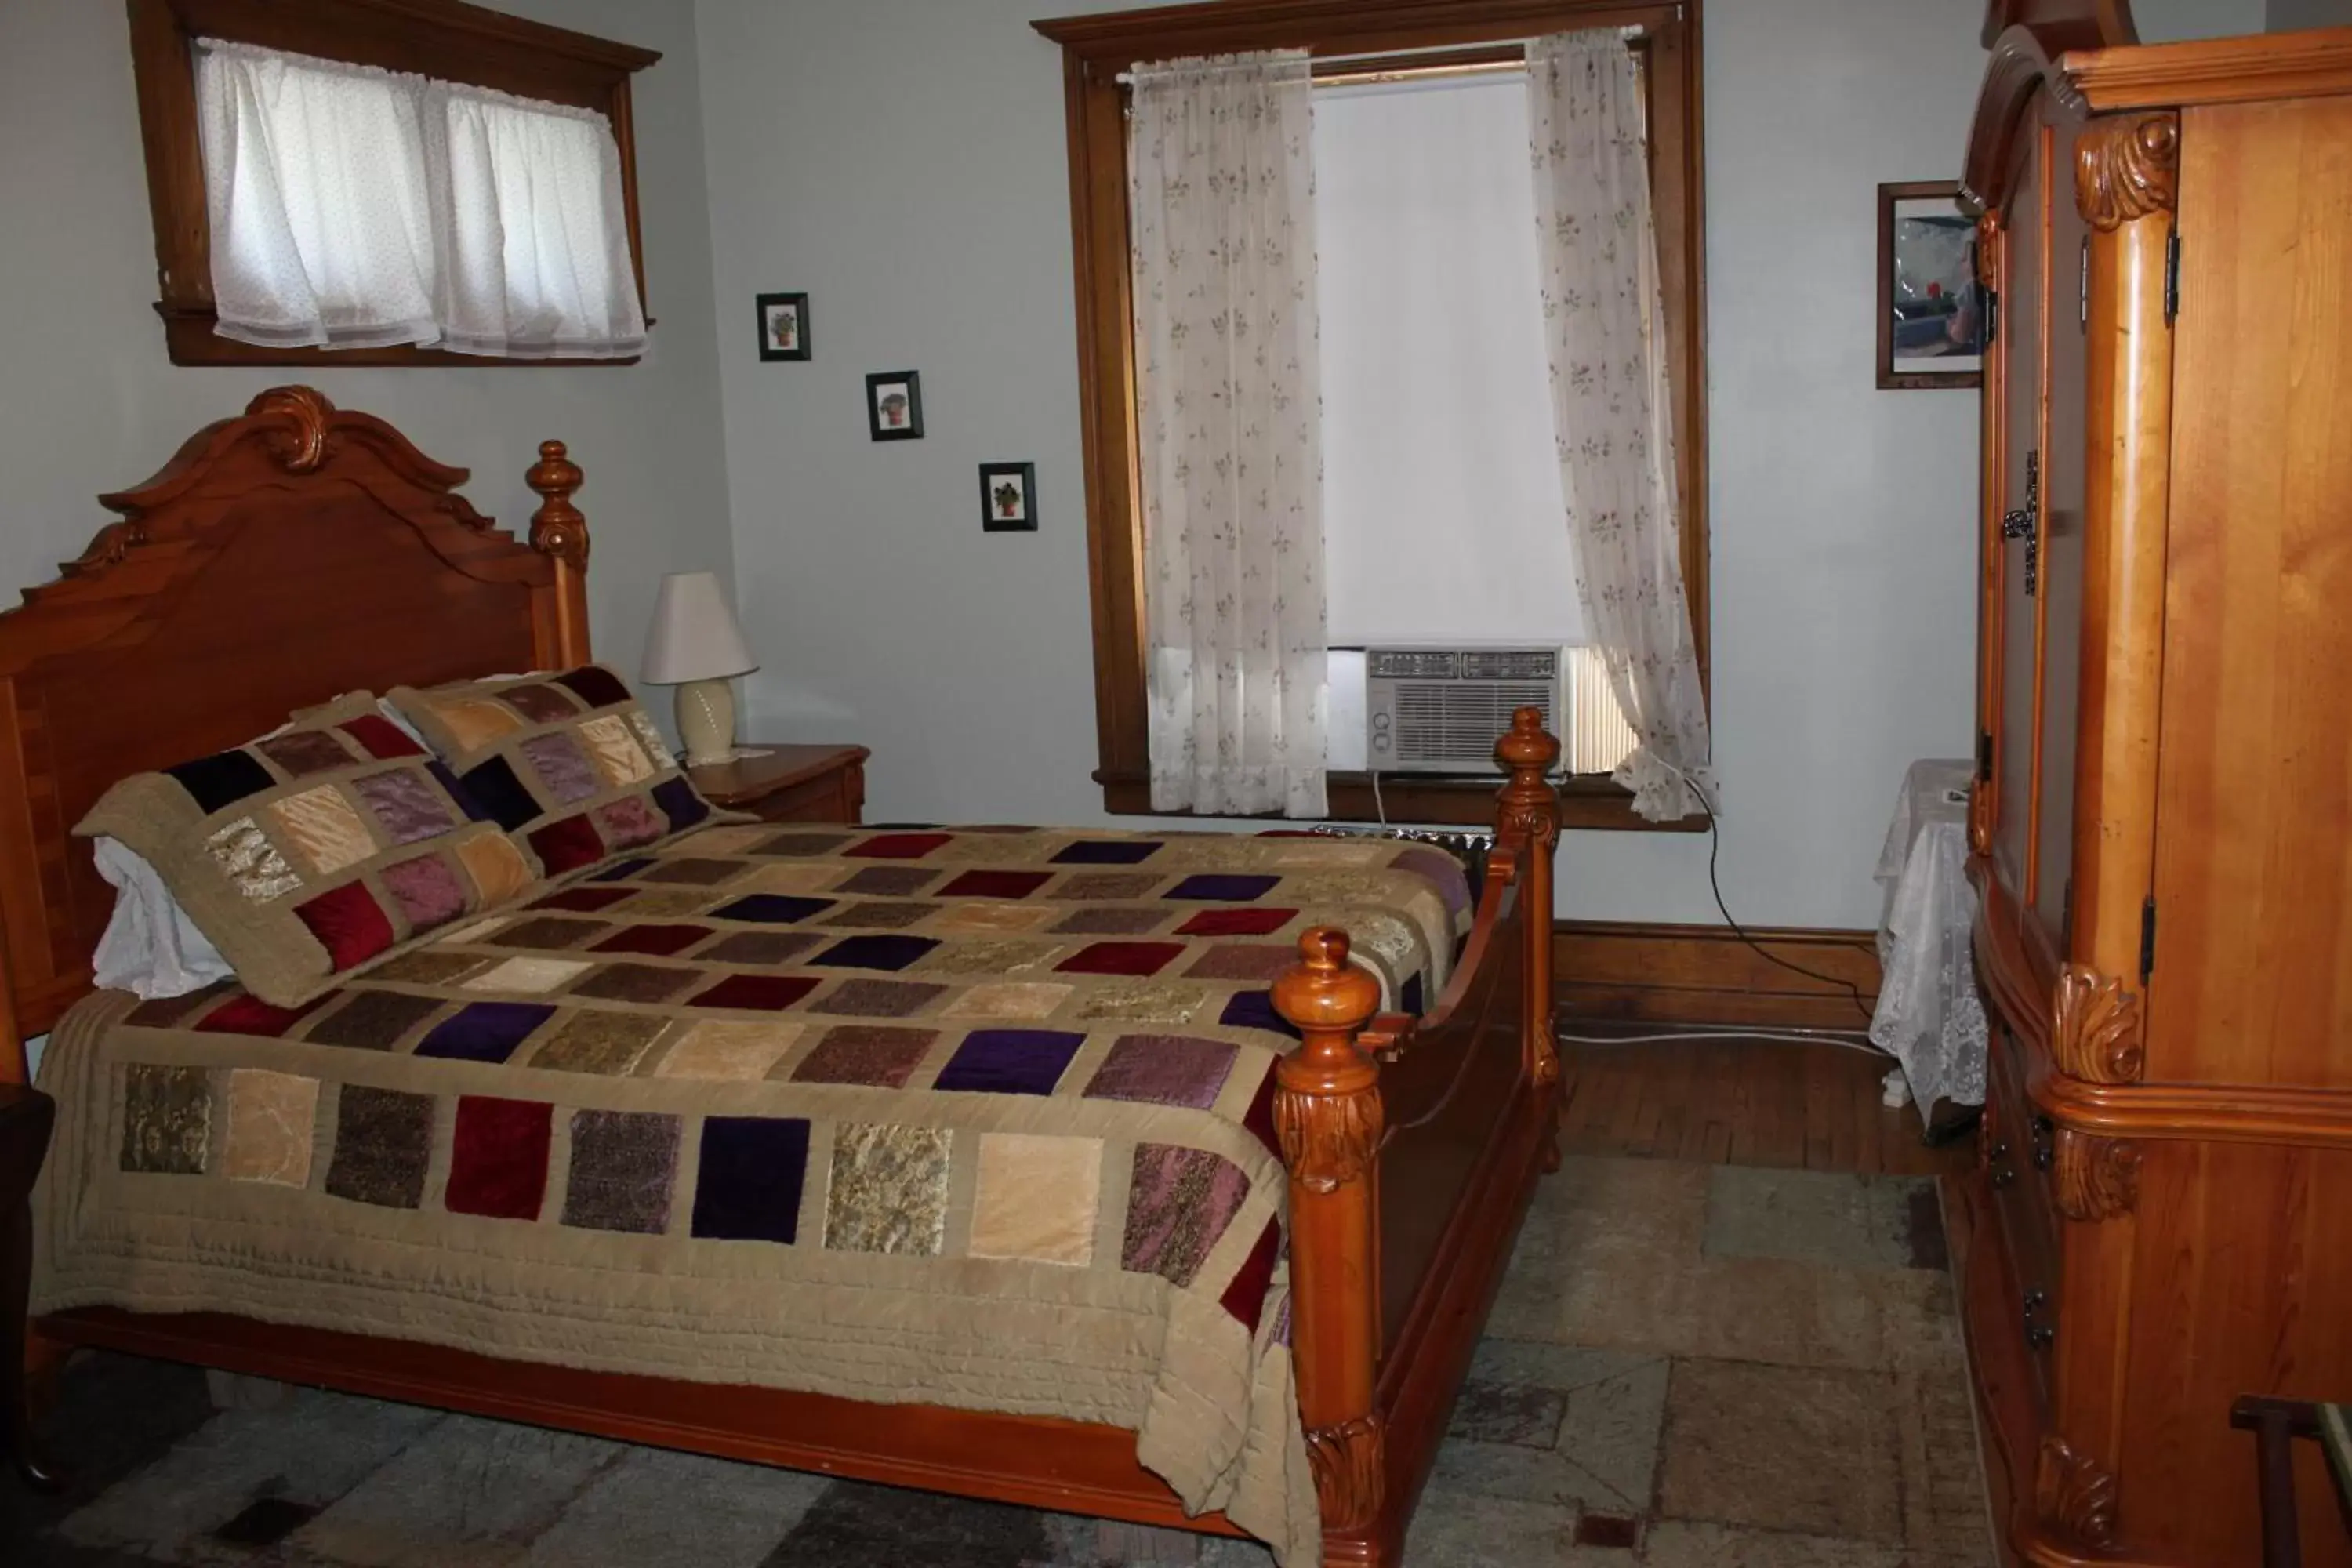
[1557,1022,1884,1054]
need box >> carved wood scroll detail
[2051,964,2146,1085]
[526,440,590,566]
[1494,706,1563,858]
[1305,1414,1386,1534]
[2052,1128,2141,1221]
[2037,1432,2120,1547]
[2075,113,2180,231]
[1272,930,1385,1193]
[249,384,340,473]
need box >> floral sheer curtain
[1127,52,1327,818]
[194,38,646,358]
[1526,31,1713,819]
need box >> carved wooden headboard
[0,387,593,1078]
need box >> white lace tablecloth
[1868,759,1987,1118]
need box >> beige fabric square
[945,982,1073,1021]
[436,915,510,947]
[1073,982,1208,1025]
[749,863,844,895]
[626,710,677,771]
[920,938,1064,976]
[455,833,533,909]
[680,824,774,856]
[930,902,1059,935]
[970,1133,1101,1265]
[204,818,303,902]
[579,714,655,788]
[267,786,376,877]
[222,1069,319,1187]
[425,697,526,752]
[463,956,593,994]
[657,1020,804,1080]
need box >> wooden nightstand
[2,1082,60,1487]
[688,744,868,824]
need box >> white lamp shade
[641,571,757,684]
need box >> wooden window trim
[1033,0,1710,831]
[126,0,660,368]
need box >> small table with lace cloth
[1868,759,1987,1123]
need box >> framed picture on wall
[978,462,1037,532]
[866,372,924,441]
[755,292,810,361]
[1877,181,1984,390]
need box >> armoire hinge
[1977,729,1994,782]
[2079,238,2089,330]
[2164,230,2181,323]
[1984,287,2001,347]
[2140,898,2158,982]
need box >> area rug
[2,1156,1992,1566]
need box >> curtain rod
[1116,28,1645,88]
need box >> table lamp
[641,571,757,767]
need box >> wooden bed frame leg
[1495,707,1565,1172]
[1272,930,1387,1547]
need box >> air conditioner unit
[1364,645,1564,775]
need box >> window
[129,0,659,367]
[1033,0,1708,829]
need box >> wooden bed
[0,387,1564,1567]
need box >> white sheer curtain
[1526,31,1714,820]
[194,39,646,358]
[1127,52,1327,818]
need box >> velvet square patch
[1390,844,1473,916]
[690,974,819,1011]
[380,854,466,933]
[485,916,606,950]
[341,713,425,760]
[269,787,376,877]
[370,949,488,986]
[1056,941,1185,978]
[166,750,275,814]
[1184,944,1300,982]
[445,1097,553,1219]
[222,1068,319,1186]
[121,1063,212,1174]
[591,924,713,957]
[641,858,745,887]
[970,1133,1102,1265]
[1084,1034,1240,1109]
[579,714,656,787]
[817,901,932,930]
[753,833,856,858]
[1243,1062,1279,1156]
[650,775,710,834]
[934,1029,1083,1097]
[811,935,938,972]
[1051,908,1173,936]
[499,682,582,724]
[125,985,231,1030]
[819,978,946,1018]
[204,817,301,902]
[844,833,953,860]
[1051,840,1164,866]
[927,902,1056,935]
[1221,1218,1282,1329]
[197,993,323,1037]
[834,866,938,896]
[563,1110,680,1233]
[256,728,356,780]
[293,882,396,972]
[307,989,444,1051]
[943,982,1072,1022]
[428,760,492,822]
[1176,907,1299,938]
[791,1025,936,1087]
[1163,873,1281,902]
[1073,981,1207,1025]
[454,835,533,907]
[415,1001,555,1063]
[519,733,601,805]
[623,889,716,917]
[556,665,632,709]
[702,931,822,966]
[571,963,701,1004]
[656,1019,804,1080]
[595,795,666,851]
[710,894,833,924]
[918,938,1064,976]
[1218,990,1301,1040]
[1057,873,1163,901]
[531,886,635,913]
[353,768,457,845]
[823,1123,951,1256]
[690,1117,811,1243]
[325,1086,434,1208]
[528,815,608,876]
[587,856,655,883]
[528,1010,666,1074]
[936,870,1054,900]
[1122,1143,1250,1287]
[463,757,543,832]
[461,956,593,994]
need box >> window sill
[155,308,644,368]
[1094,771,1703,833]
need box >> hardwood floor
[1555,1030,1973,1178]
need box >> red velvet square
[528,814,608,875]
[340,713,426,760]
[1055,941,1187,977]
[844,833,953,859]
[195,993,325,1037]
[1219,1218,1281,1330]
[294,882,397,971]
[1175,907,1299,938]
[689,975,821,1011]
[445,1097,554,1220]
[937,869,1054,899]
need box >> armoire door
[2031,114,2090,958]
[1989,117,2045,908]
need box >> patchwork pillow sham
[75,694,537,1008]
[385,665,727,880]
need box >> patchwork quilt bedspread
[33,824,1473,1566]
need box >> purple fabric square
[416,1002,556,1063]
[1123,1144,1250,1287]
[935,1029,1084,1096]
[429,760,494,822]
[379,854,466,932]
[1083,1034,1240,1109]
[1163,873,1282,902]
[354,768,458,845]
[1218,990,1301,1040]
[1051,840,1164,865]
[499,683,582,724]
[520,733,601,805]
[652,776,711,833]
[596,796,665,851]
[811,935,938,972]
[256,729,355,779]
[712,895,834,924]
[689,1117,811,1243]
[1403,973,1425,1014]
[588,857,655,883]
[1390,844,1472,916]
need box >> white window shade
[194,38,646,359]
[1312,74,1581,648]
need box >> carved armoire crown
[1955,6,2352,1565]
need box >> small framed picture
[1877,180,1984,390]
[755,292,809,361]
[866,371,924,441]
[978,462,1037,532]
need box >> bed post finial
[526,441,592,666]
[1272,927,1386,1535]
[1495,706,1563,1160]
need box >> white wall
[0,0,735,696]
[2134,0,2267,38]
[697,0,1987,931]
[2267,0,2352,29]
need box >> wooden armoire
[1955,5,2352,1565]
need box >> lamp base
[675,678,737,768]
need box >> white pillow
[91,835,234,999]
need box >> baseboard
[1553,919,1882,1030]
